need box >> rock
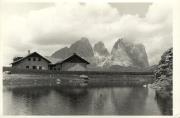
[155,48,173,79]
[110,39,134,66]
[129,44,149,67]
[51,37,150,69]
[94,41,109,56]
[104,38,149,68]
[51,37,94,59]
[153,48,173,99]
[70,37,94,57]
[51,47,72,59]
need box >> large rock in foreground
[155,48,173,79]
[152,48,172,115]
[153,48,173,93]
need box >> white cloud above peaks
[1,1,172,66]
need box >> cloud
[1,1,172,66]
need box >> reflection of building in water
[12,87,51,99]
[4,87,164,115]
[10,87,51,113]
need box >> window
[33,66,37,70]
[38,58,41,61]
[33,58,36,61]
[26,66,29,69]
[28,58,31,61]
[39,66,42,70]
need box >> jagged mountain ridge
[93,41,111,67]
[52,37,94,59]
[51,37,149,68]
[110,38,149,67]
[94,41,109,56]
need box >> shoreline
[3,72,154,89]
[3,67,154,75]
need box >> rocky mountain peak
[110,38,149,68]
[80,37,89,41]
[51,46,72,59]
[51,37,94,59]
[51,37,149,68]
[129,43,149,67]
[94,41,109,56]
[113,38,125,50]
[70,37,94,57]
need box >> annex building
[49,53,90,71]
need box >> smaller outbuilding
[11,52,51,70]
[51,53,90,71]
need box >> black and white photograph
[0,0,177,116]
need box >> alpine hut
[52,53,90,71]
[11,52,51,70]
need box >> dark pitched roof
[56,53,90,65]
[11,52,51,65]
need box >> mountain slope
[106,38,149,68]
[51,37,149,69]
[94,41,109,56]
[51,47,72,59]
[51,37,94,59]
[70,37,94,57]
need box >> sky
[0,1,172,66]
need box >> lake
[3,86,171,115]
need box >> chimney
[28,50,31,55]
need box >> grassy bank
[3,73,154,89]
[3,67,154,75]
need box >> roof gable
[11,52,51,65]
[57,53,90,64]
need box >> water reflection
[155,93,172,115]
[4,87,51,115]
[3,87,170,115]
[12,87,50,98]
[54,88,92,115]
